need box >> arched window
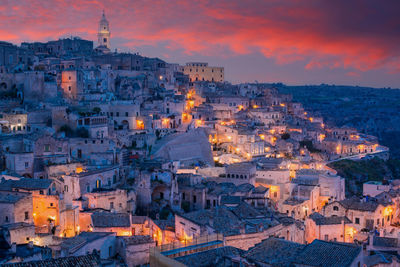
[333,206,339,211]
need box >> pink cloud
[0,0,399,73]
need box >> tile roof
[91,211,130,228]
[252,185,268,194]
[0,190,30,203]
[1,254,101,267]
[131,215,148,224]
[364,251,400,267]
[309,212,352,225]
[175,246,244,267]
[0,178,52,191]
[60,232,114,252]
[244,237,305,266]
[230,202,264,219]
[373,236,399,248]
[293,239,362,267]
[338,196,379,212]
[180,206,241,235]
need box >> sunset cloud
[0,0,399,85]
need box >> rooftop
[2,254,100,267]
[0,190,30,203]
[91,212,130,228]
[0,178,52,191]
[309,213,352,225]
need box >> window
[50,203,53,207]
[104,38,107,43]
[64,185,68,192]
[25,162,29,168]
[324,235,328,241]
[274,192,278,198]
[110,202,114,209]
[96,179,101,188]
[125,112,128,116]
[5,216,9,222]
[333,206,339,211]
[355,217,360,224]
[39,190,44,195]
[193,195,197,203]
[57,147,62,152]
[24,212,29,220]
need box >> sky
[1,0,400,88]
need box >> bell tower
[98,10,110,49]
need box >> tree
[76,127,89,138]
[59,125,74,137]
[92,107,101,114]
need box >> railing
[149,247,186,267]
[158,233,223,253]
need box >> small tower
[98,10,110,49]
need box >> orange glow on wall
[182,113,191,123]
[136,120,144,130]
[195,119,203,127]
[186,100,195,110]
[162,118,170,128]
[383,206,393,216]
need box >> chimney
[240,225,245,234]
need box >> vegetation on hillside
[327,158,400,196]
